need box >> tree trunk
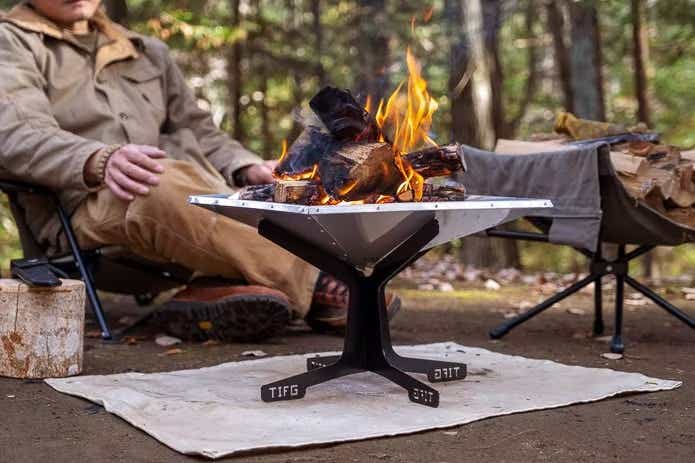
[310,0,327,87]
[569,0,606,121]
[104,0,128,25]
[447,0,520,269]
[631,0,651,126]
[483,0,505,140]
[286,0,304,141]
[462,0,496,150]
[545,0,574,112]
[356,0,390,102]
[227,0,245,143]
[255,0,270,154]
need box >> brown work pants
[72,159,318,316]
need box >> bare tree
[356,0,390,102]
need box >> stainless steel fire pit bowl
[189,194,552,408]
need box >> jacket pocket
[120,62,166,115]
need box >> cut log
[318,143,466,201]
[319,143,403,200]
[238,184,275,202]
[682,150,695,163]
[274,127,337,178]
[273,180,323,204]
[398,183,467,202]
[610,152,649,177]
[494,138,567,154]
[403,144,466,177]
[0,279,85,379]
[309,86,381,142]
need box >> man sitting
[0,1,399,341]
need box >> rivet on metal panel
[331,242,337,246]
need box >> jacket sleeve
[0,26,106,191]
[161,46,263,187]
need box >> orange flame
[277,139,288,163]
[374,47,437,201]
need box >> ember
[242,49,466,205]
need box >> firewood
[399,183,467,202]
[610,152,649,177]
[274,127,337,178]
[403,145,466,177]
[309,86,381,142]
[318,142,466,200]
[682,150,695,163]
[238,184,275,202]
[274,180,323,204]
[319,143,403,200]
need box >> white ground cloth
[46,342,681,459]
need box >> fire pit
[189,195,552,407]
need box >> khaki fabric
[0,4,262,253]
[73,159,318,315]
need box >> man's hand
[105,144,166,201]
[238,160,278,185]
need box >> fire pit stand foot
[258,218,467,408]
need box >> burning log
[398,183,467,202]
[274,127,336,178]
[238,184,274,202]
[404,145,466,178]
[309,87,381,142]
[318,142,466,201]
[319,143,403,201]
[274,180,323,205]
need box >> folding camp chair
[459,142,695,353]
[0,179,198,340]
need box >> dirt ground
[1,284,693,463]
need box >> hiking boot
[153,285,291,342]
[306,272,401,334]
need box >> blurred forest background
[0,0,693,278]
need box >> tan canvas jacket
[0,4,262,253]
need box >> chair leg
[593,276,604,336]
[55,201,113,340]
[611,246,626,354]
[625,275,695,329]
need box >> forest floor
[1,283,694,463]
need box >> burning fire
[374,47,438,201]
[275,47,438,204]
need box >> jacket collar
[2,3,140,74]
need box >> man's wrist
[84,145,120,187]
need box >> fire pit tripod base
[258,218,467,408]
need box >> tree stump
[0,279,85,379]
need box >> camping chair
[0,179,198,340]
[459,142,695,353]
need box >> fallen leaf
[601,352,623,360]
[85,330,103,339]
[484,279,501,291]
[241,350,268,358]
[572,332,587,339]
[681,287,695,295]
[6,395,15,399]
[503,312,518,319]
[625,299,648,307]
[417,283,435,291]
[158,348,185,356]
[594,335,612,343]
[202,340,221,347]
[123,336,139,346]
[566,307,585,316]
[442,431,458,436]
[155,335,182,347]
[686,294,695,301]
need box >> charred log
[404,144,466,177]
[238,184,275,202]
[309,86,381,142]
[274,180,323,204]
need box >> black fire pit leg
[258,218,467,407]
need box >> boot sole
[153,295,290,343]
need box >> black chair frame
[0,180,194,340]
[486,225,695,353]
